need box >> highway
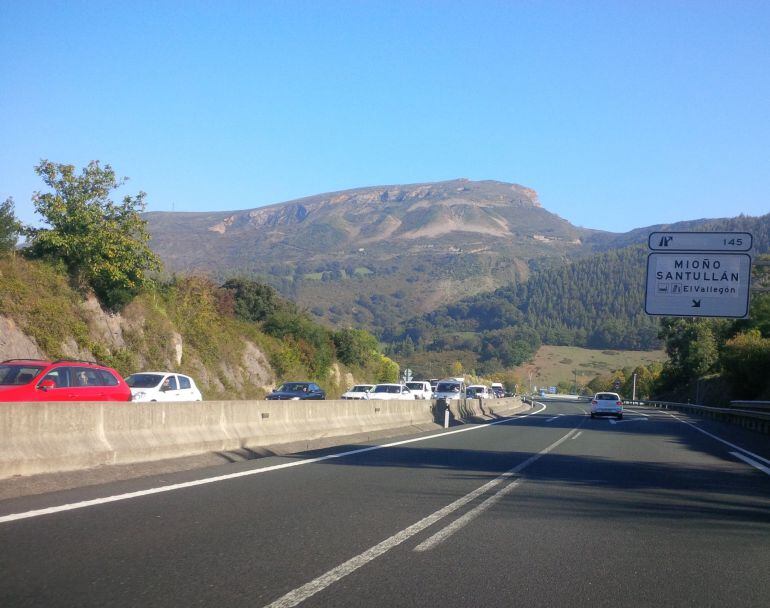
[1,399,769,607]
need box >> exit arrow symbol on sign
[692,299,702,308]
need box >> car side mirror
[160,385,170,392]
[39,379,56,391]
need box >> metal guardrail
[624,399,770,435]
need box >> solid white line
[263,426,581,607]
[667,414,770,466]
[545,415,562,422]
[572,431,583,440]
[730,452,770,476]
[0,404,549,525]
[414,426,581,553]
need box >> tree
[657,318,719,391]
[719,330,770,399]
[221,278,282,322]
[25,160,161,309]
[332,328,379,367]
[0,197,22,253]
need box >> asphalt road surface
[2,400,769,607]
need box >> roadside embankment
[0,397,526,480]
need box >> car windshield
[406,383,423,390]
[436,382,460,392]
[0,365,45,385]
[373,385,400,393]
[350,385,371,392]
[126,373,165,388]
[278,383,308,392]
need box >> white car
[341,384,375,399]
[405,381,432,399]
[590,392,623,419]
[126,372,203,402]
[367,383,415,400]
[433,378,465,401]
[465,384,492,399]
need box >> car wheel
[617,413,623,420]
[590,413,595,419]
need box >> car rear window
[0,365,45,385]
[596,393,617,400]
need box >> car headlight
[132,391,146,401]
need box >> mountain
[145,179,614,331]
[145,178,769,338]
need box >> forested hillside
[386,245,659,362]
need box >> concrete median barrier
[0,396,527,479]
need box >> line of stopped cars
[0,359,202,403]
[339,379,509,401]
[1,359,516,405]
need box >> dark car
[0,359,131,402]
[266,382,325,400]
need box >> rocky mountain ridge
[144,179,609,331]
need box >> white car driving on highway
[341,384,375,399]
[590,392,623,419]
[367,383,415,400]
[126,372,203,402]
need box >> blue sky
[2,1,769,233]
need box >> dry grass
[515,345,667,390]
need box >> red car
[0,359,131,402]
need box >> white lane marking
[572,431,583,440]
[545,414,563,422]
[414,426,581,552]
[730,452,770,476]
[668,414,770,466]
[609,418,648,425]
[263,427,581,607]
[625,409,650,417]
[0,404,548,525]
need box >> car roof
[1,359,111,368]
[131,371,188,376]
[1,359,52,365]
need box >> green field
[515,345,667,391]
